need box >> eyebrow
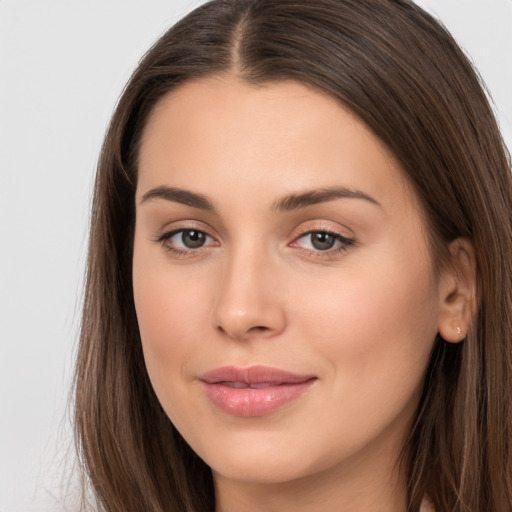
[139,185,381,211]
[140,186,213,210]
[272,186,381,211]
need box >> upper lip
[199,365,317,385]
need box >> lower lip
[201,380,316,417]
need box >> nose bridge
[212,239,286,341]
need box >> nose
[211,247,287,342]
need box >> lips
[199,365,317,417]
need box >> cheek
[276,257,440,464]
[133,269,215,441]
[291,252,439,394]
[134,273,192,352]
[132,243,212,405]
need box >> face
[133,76,443,488]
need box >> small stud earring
[456,326,461,335]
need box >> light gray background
[1,1,511,511]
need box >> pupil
[311,232,335,250]
[182,230,205,248]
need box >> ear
[437,238,477,343]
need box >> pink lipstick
[199,365,317,417]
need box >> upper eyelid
[291,230,354,246]
[157,227,217,243]
[291,221,354,239]
[156,229,218,256]
[294,227,349,237]
[154,221,354,245]
[157,220,217,238]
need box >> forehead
[137,75,416,216]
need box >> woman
[74,0,512,511]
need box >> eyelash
[155,229,217,257]
[155,227,355,258]
[290,229,355,258]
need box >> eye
[292,230,354,253]
[306,232,338,251]
[157,228,217,253]
[176,229,209,249]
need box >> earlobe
[437,238,477,343]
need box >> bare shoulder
[420,498,435,512]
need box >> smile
[199,365,317,417]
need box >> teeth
[221,381,281,389]
[223,381,249,389]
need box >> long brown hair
[74,1,512,510]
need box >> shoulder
[420,498,435,512]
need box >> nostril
[215,323,271,340]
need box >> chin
[210,455,316,485]
[191,426,335,486]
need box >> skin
[132,76,468,512]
